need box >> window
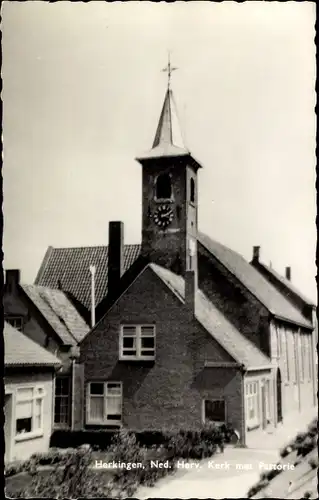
[54,377,70,426]
[283,328,290,382]
[276,326,281,358]
[273,326,278,359]
[292,333,297,384]
[299,335,305,382]
[6,316,23,332]
[190,178,195,203]
[15,386,44,440]
[189,255,193,270]
[120,325,155,360]
[204,399,226,424]
[87,382,122,425]
[156,173,172,199]
[245,381,260,429]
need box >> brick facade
[80,267,248,442]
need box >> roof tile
[150,263,271,370]
[198,233,312,329]
[35,245,141,310]
[4,322,61,367]
[35,233,311,328]
[21,285,89,345]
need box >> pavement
[136,406,317,499]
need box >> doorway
[276,368,283,423]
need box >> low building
[3,270,89,431]
[4,322,61,463]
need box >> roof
[136,87,193,161]
[35,245,141,310]
[21,285,89,345]
[150,263,272,370]
[4,322,61,367]
[35,234,312,329]
[198,233,313,329]
[253,260,315,307]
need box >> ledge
[15,430,44,443]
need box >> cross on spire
[162,52,178,89]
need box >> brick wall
[80,266,246,441]
[198,245,271,356]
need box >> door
[4,394,13,463]
[276,368,283,423]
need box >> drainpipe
[240,364,247,447]
[71,358,75,430]
[89,265,96,328]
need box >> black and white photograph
[2,1,317,498]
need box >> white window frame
[54,376,71,427]
[202,398,227,426]
[86,381,122,426]
[15,385,45,442]
[120,325,155,361]
[245,380,260,430]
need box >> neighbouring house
[250,252,318,379]
[3,270,89,431]
[4,322,61,463]
[34,83,317,445]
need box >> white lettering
[208,461,230,470]
[151,460,170,469]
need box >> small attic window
[190,178,195,203]
[156,173,172,199]
[6,316,24,332]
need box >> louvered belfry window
[120,325,155,360]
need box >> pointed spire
[136,55,192,161]
[152,87,187,152]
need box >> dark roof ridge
[254,260,315,307]
[197,231,312,329]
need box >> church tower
[136,58,203,276]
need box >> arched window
[156,173,172,199]
[190,178,195,203]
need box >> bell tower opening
[190,177,195,203]
[156,173,172,200]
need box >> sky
[2,1,317,302]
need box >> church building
[35,68,317,445]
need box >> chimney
[5,270,21,294]
[285,267,291,281]
[108,221,124,297]
[252,246,260,262]
[185,270,196,318]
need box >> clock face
[153,204,174,228]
